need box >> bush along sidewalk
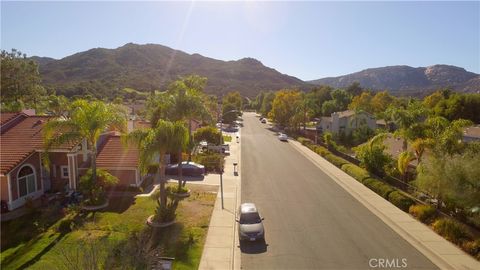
[296,136,480,260]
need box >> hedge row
[311,145,329,157]
[340,164,371,183]
[324,153,349,167]
[363,178,395,198]
[298,137,313,146]
[387,191,415,212]
[433,218,472,245]
[409,205,437,223]
[297,136,480,260]
[193,152,224,172]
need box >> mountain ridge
[30,43,479,97]
[34,43,305,98]
[309,65,479,94]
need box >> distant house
[462,126,480,142]
[317,110,377,134]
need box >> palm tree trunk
[177,150,184,190]
[159,152,167,207]
[91,143,97,186]
[188,120,192,162]
[303,107,307,131]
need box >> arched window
[17,165,36,198]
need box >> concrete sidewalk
[198,131,241,270]
[290,139,480,270]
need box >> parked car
[278,133,288,141]
[261,119,267,124]
[237,203,265,242]
[166,161,205,176]
[201,142,230,154]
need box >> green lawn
[1,184,216,269]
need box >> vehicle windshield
[240,212,261,224]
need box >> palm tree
[386,103,426,151]
[124,120,187,207]
[43,100,126,191]
[410,138,433,164]
[398,151,416,181]
[170,123,190,191]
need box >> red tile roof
[0,113,21,126]
[0,114,76,175]
[96,135,139,168]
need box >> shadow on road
[239,239,268,254]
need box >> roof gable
[0,113,77,174]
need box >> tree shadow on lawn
[100,195,136,214]
[1,203,64,251]
[239,239,268,254]
[15,232,67,269]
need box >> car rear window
[240,212,261,224]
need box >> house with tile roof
[92,131,147,187]
[0,112,84,210]
[317,110,377,135]
[0,112,145,211]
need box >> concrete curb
[290,139,480,270]
[198,128,242,270]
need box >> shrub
[154,200,177,223]
[409,204,437,223]
[432,218,471,244]
[312,145,329,157]
[324,153,349,167]
[341,164,371,182]
[462,239,480,258]
[166,185,188,194]
[79,169,119,205]
[193,126,222,145]
[388,191,415,212]
[57,217,74,233]
[363,178,395,198]
[193,152,224,172]
[298,137,313,146]
[353,142,391,176]
[223,135,232,143]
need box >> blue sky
[1,1,479,80]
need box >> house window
[17,165,36,198]
[61,166,69,179]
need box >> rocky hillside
[34,43,305,98]
[309,65,479,94]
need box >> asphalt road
[240,112,438,270]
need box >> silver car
[237,203,265,241]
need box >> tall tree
[260,91,275,116]
[305,86,332,117]
[348,92,373,113]
[345,82,363,97]
[1,49,44,107]
[269,90,302,128]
